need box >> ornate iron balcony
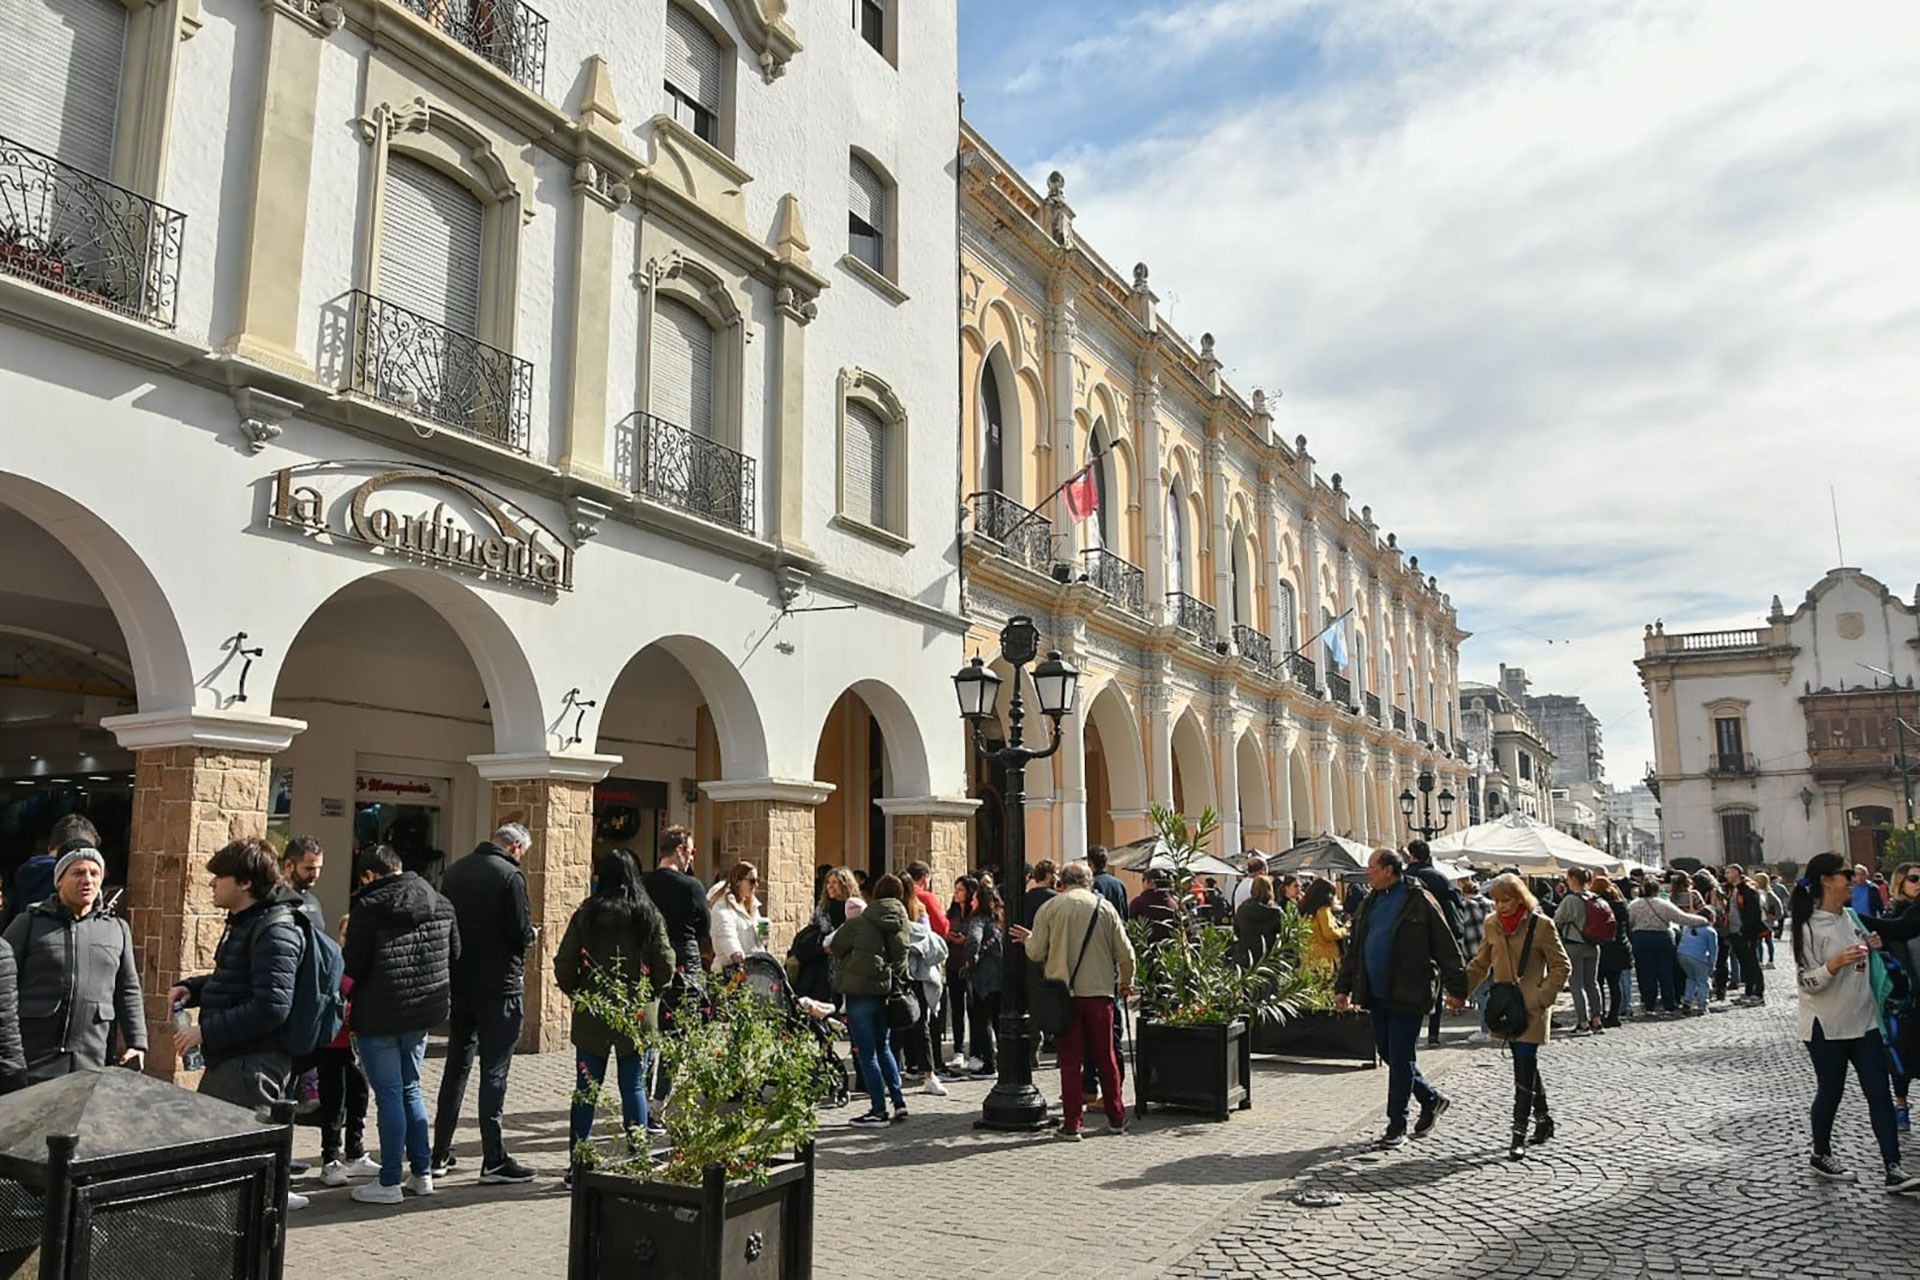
[1166,592,1217,644]
[1232,624,1273,670]
[393,0,550,94]
[1707,751,1759,778]
[1392,706,1409,733]
[1289,653,1320,695]
[613,411,756,534]
[1326,671,1353,707]
[1081,547,1146,617]
[344,290,533,452]
[1365,691,1383,722]
[0,134,185,327]
[967,491,1058,575]
[1414,718,1431,744]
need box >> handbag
[886,972,921,1031]
[1484,915,1537,1040]
[1031,903,1103,1037]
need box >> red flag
[1062,466,1098,523]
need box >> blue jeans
[1809,1025,1901,1167]
[356,1032,431,1187]
[1679,953,1713,1011]
[1369,1006,1437,1132]
[845,994,905,1118]
[571,1049,648,1147]
[1631,930,1680,1012]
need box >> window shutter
[664,6,722,113]
[849,155,889,270]
[1,0,126,176]
[845,401,889,529]
[651,298,714,436]
[379,155,484,337]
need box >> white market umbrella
[1430,814,1614,875]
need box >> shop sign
[319,798,347,818]
[355,772,449,806]
[266,462,573,594]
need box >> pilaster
[704,779,833,951]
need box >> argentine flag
[1325,616,1348,669]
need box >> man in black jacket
[1406,840,1466,1048]
[343,844,459,1204]
[1336,848,1468,1148]
[644,825,709,982]
[432,824,536,1184]
[1723,864,1766,1006]
[5,843,147,1081]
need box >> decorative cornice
[700,778,836,806]
[874,796,982,819]
[103,708,308,754]
[467,751,622,783]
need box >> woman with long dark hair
[1886,863,1920,1133]
[1791,851,1920,1189]
[962,884,1005,1076]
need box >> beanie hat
[54,846,106,883]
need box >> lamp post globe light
[1398,765,1456,843]
[951,615,1078,1131]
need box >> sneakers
[286,1190,311,1211]
[1885,1164,1920,1194]
[430,1153,458,1178]
[1898,1106,1911,1134]
[287,1160,311,1176]
[1379,1128,1408,1150]
[1413,1095,1450,1139]
[848,1112,890,1128]
[1811,1154,1857,1183]
[890,1106,910,1123]
[646,1117,668,1136]
[403,1172,435,1197]
[963,1056,985,1074]
[920,1077,949,1097]
[343,1153,380,1178]
[1054,1125,1083,1142]
[479,1158,537,1184]
[350,1181,403,1205]
[1106,1116,1129,1136]
[320,1161,352,1188]
[1082,1092,1103,1108]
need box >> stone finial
[1331,472,1343,493]
[1252,389,1267,413]
[1770,593,1786,620]
[578,55,623,134]
[1387,532,1397,548]
[1132,262,1150,290]
[1361,504,1372,523]
[1645,623,1654,637]
[1409,555,1419,570]
[1201,332,1216,358]
[1047,170,1065,200]
[1428,575,1438,590]
[1295,433,1308,453]
[773,193,812,268]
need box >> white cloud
[996,0,1920,780]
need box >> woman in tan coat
[1466,873,1571,1161]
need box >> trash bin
[0,1067,292,1279]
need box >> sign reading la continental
[266,462,574,593]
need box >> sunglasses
[1906,874,1920,885]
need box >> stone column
[1145,678,1173,808]
[1311,731,1336,838]
[1346,742,1372,845]
[1053,714,1088,866]
[1301,514,1325,689]
[879,798,978,905]
[1213,704,1241,859]
[1268,719,1297,848]
[470,751,621,1053]
[557,70,626,490]
[1138,374,1166,616]
[103,709,306,1081]
[703,779,833,953]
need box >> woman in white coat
[708,861,767,971]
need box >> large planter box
[1134,1018,1252,1120]
[1250,1009,1378,1066]
[568,1146,814,1279]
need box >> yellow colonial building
[956,124,1470,869]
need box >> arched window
[1230,532,1250,627]
[1165,487,1187,596]
[1276,580,1297,651]
[651,296,716,437]
[1087,421,1110,549]
[379,155,484,336]
[981,359,1006,495]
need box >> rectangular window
[1518,752,1532,780]
[1713,716,1744,769]
[856,0,884,52]
[849,155,889,274]
[1720,810,1754,862]
[664,5,722,147]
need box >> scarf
[1497,905,1528,935]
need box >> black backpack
[1484,915,1537,1040]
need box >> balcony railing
[1326,671,1353,707]
[968,491,1058,574]
[1166,592,1216,644]
[1081,548,1145,617]
[1678,628,1762,651]
[345,290,533,452]
[614,411,755,535]
[0,135,185,327]
[393,0,550,94]
[1289,653,1320,695]
[1414,718,1431,744]
[1232,624,1273,671]
[1365,691,1383,722]
[1707,751,1759,778]
[1435,730,1450,755]
[1392,706,1409,733]
[1804,688,1909,778]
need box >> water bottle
[172,1004,204,1072]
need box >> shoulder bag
[1484,915,1537,1040]
[1030,903,1103,1037]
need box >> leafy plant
[570,963,824,1187]
[1128,803,1316,1027]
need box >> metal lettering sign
[266,462,574,594]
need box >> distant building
[1601,783,1662,864]
[1500,664,1605,786]
[1460,682,1556,823]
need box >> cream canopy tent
[1430,814,1615,875]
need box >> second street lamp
[1399,766,1455,843]
[952,615,1078,1131]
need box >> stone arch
[813,676,933,800]
[1085,679,1147,816]
[1329,755,1352,837]
[1236,731,1273,841]
[1170,705,1215,818]
[607,633,769,779]
[0,471,193,712]
[1289,747,1313,838]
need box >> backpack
[265,905,347,1056]
[1579,893,1617,945]
[1484,916,1537,1040]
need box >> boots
[1529,1115,1555,1145]
[1510,1087,1533,1160]
[1509,1125,1529,1161]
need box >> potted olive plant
[1129,805,1315,1119]
[567,964,823,1280]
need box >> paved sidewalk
[1170,994,1920,1280]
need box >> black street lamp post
[1398,767,1456,843]
[952,615,1079,1131]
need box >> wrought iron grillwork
[393,0,550,93]
[0,135,185,327]
[967,491,1058,574]
[1392,706,1409,733]
[1081,547,1146,616]
[1232,624,1273,670]
[616,411,756,534]
[345,290,533,453]
[1166,592,1217,644]
[1289,653,1320,695]
[1435,730,1450,755]
[1414,718,1431,744]
[1326,671,1353,707]
[1365,691,1383,722]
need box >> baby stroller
[738,953,851,1108]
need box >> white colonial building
[0,0,968,1066]
[1638,568,1920,869]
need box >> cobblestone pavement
[1170,991,1920,1280]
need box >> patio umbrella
[1429,813,1614,874]
[1266,834,1373,877]
[1106,835,1240,877]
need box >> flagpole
[985,441,1109,545]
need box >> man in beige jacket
[1014,862,1136,1138]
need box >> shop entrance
[354,768,453,886]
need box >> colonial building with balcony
[1,0,969,1070]
[1458,681,1555,823]
[1637,567,1920,869]
[956,128,1470,867]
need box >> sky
[957,0,1920,785]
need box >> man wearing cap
[3,840,148,1081]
